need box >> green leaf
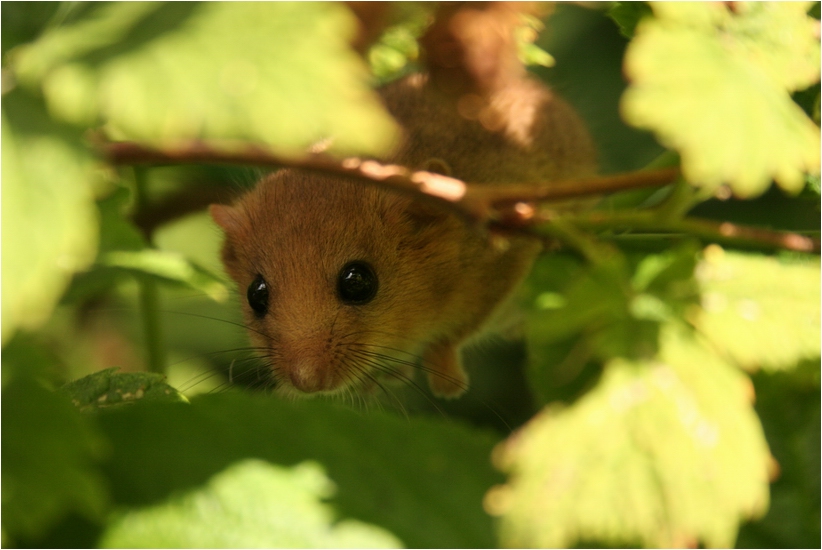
[690,246,821,372]
[524,254,629,347]
[95,393,502,548]
[100,249,228,302]
[516,14,555,68]
[60,367,187,412]
[96,185,146,254]
[621,2,821,197]
[0,1,61,56]
[2,332,65,389]
[523,244,700,404]
[607,2,653,39]
[101,459,402,548]
[12,2,400,157]
[1,88,99,345]
[807,173,822,195]
[491,324,771,548]
[60,184,149,304]
[1,378,109,542]
[368,14,426,82]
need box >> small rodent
[211,5,596,399]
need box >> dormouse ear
[380,193,450,237]
[405,198,449,227]
[209,204,240,234]
[420,157,452,177]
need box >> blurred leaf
[491,324,771,548]
[516,15,555,68]
[97,185,146,253]
[690,246,821,372]
[1,332,66,389]
[1,89,99,345]
[101,459,402,548]
[60,184,152,304]
[0,1,61,56]
[100,249,228,302]
[607,2,653,39]
[632,241,700,310]
[60,367,187,412]
[12,2,400,156]
[1,378,109,542]
[368,12,426,83]
[94,393,502,548]
[621,2,821,197]
[524,244,700,403]
[525,255,629,347]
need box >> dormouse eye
[337,261,378,304]
[247,274,269,317]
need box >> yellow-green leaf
[100,249,229,302]
[691,245,821,371]
[491,324,771,548]
[621,2,821,197]
[12,2,400,157]
[1,90,99,345]
[100,459,403,548]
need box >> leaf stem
[137,275,167,375]
[132,167,167,375]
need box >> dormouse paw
[423,342,469,399]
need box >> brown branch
[101,140,495,222]
[99,140,679,218]
[468,167,682,205]
[98,140,818,254]
[573,212,821,254]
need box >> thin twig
[572,211,820,253]
[98,140,681,222]
[97,140,818,254]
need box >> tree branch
[571,211,820,253]
[98,140,819,254]
[99,139,679,218]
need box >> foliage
[492,324,771,548]
[2,2,819,549]
[100,459,403,548]
[621,2,820,197]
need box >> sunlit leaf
[60,367,187,412]
[96,393,502,548]
[1,378,109,540]
[491,324,771,548]
[101,459,402,548]
[690,245,821,371]
[516,14,555,68]
[100,249,228,302]
[621,2,821,197]
[11,2,400,156]
[1,89,99,345]
[368,11,426,82]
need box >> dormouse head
[210,169,474,397]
